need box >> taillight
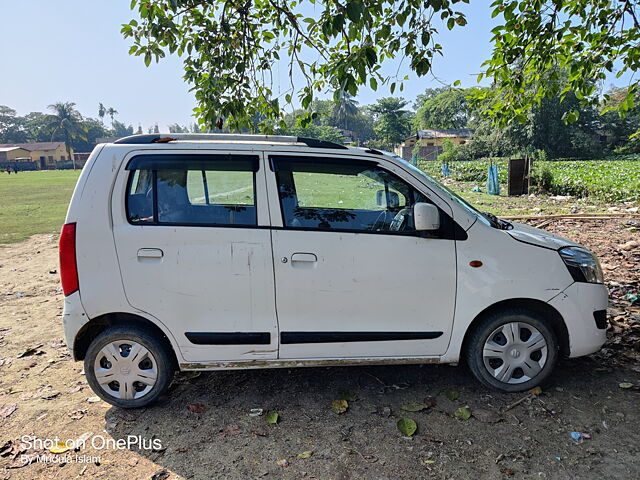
[59,223,79,296]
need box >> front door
[112,151,278,363]
[267,154,457,359]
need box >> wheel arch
[460,298,570,361]
[73,312,179,368]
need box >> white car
[60,134,608,408]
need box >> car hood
[506,221,579,250]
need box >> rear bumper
[548,282,608,358]
[62,291,90,360]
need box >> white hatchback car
[60,134,607,408]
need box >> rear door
[266,153,457,359]
[111,150,278,363]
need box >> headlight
[559,247,604,284]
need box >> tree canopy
[124,0,640,133]
[414,88,472,129]
[368,97,413,149]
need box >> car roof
[105,133,393,160]
[113,133,348,149]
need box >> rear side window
[126,154,258,226]
[128,170,154,223]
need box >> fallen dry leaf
[0,404,17,419]
[187,402,207,414]
[151,469,170,480]
[220,424,241,436]
[423,396,437,408]
[68,409,87,420]
[473,408,503,423]
[332,399,349,414]
[16,345,45,358]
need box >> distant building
[0,141,72,169]
[396,129,474,161]
[0,146,31,163]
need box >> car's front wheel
[84,326,174,408]
[466,309,559,392]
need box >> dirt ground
[0,219,639,480]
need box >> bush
[530,164,554,193]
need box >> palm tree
[46,102,86,170]
[98,103,106,125]
[333,91,359,131]
[106,107,118,127]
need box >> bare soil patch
[0,220,639,479]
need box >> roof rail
[113,133,348,150]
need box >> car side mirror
[376,190,400,208]
[414,203,440,231]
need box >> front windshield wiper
[483,212,513,230]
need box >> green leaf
[454,406,472,420]
[401,402,428,412]
[369,77,378,90]
[144,52,151,67]
[266,412,279,424]
[397,418,417,437]
[563,110,579,124]
[445,390,459,401]
[346,1,363,23]
[364,47,377,67]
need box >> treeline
[1,83,638,159]
[281,84,639,159]
[419,85,640,160]
[0,102,201,153]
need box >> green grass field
[0,170,81,244]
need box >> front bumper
[548,282,608,357]
[62,291,90,360]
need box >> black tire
[85,326,174,408]
[465,308,559,393]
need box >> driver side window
[272,156,428,233]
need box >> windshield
[381,152,489,223]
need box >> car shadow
[104,356,629,480]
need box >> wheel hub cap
[93,341,158,400]
[482,322,548,385]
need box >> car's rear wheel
[85,326,174,408]
[466,309,559,392]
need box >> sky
[0,1,629,131]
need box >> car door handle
[137,248,164,259]
[290,252,317,263]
